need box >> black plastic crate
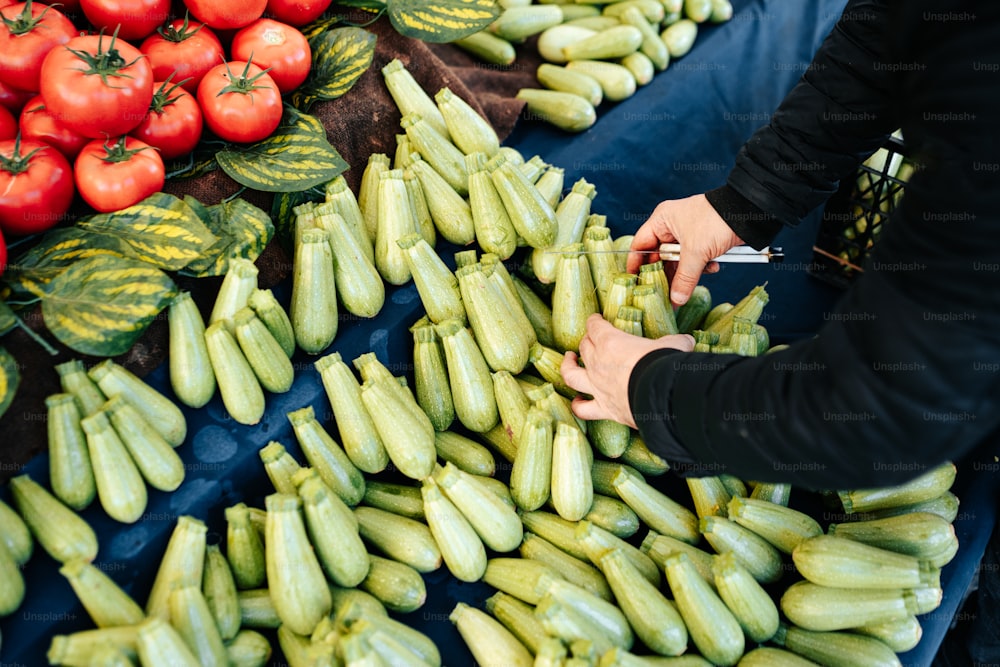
[810,134,913,288]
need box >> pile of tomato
[0,0,325,273]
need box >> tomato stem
[64,28,144,88]
[216,58,275,97]
[98,136,154,163]
[0,135,44,175]
[156,10,204,42]
[2,0,57,37]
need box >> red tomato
[197,60,282,143]
[18,95,90,160]
[39,33,154,139]
[80,0,170,42]
[0,1,78,93]
[0,106,15,141]
[130,80,203,160]
[139,16,225,93]
[0,138,75,235]
[265,0,331,27]
[74,136,164,212]
[0,226,6,276]
[182,0,266,30]
[231,19,311,94]
[0,0,17,9]
[0,79,33,113]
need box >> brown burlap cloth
[0,15,545,480]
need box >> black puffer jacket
[630,0,1000,489]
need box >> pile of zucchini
[451,0,734,131]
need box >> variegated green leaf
[291,27,377,111]
[41,256,178,357]
[0,302,15,336]
[0,345,19,419]
[2,228,136,300]
[388,0,500,43]
[76,193,218,271]
[181,198,276,277]
[216,107,349,193]
[302,16,343,44]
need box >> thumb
[669,254,707,307]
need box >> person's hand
[560,314,695,428]
[627,194,744,307]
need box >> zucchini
[540,578,634,650]
[620,6,669,70]
[88,359,186,447]
[576,520,661,587]
[727,495,823,554]
[791,534,939,589]
[536,63,603,107]
[401,112,468,197]
[55,359,106,417]
[772,624,902,667]
[486,592,550,656]
[701,515,784,584]
[612,466,699,544]
[453,31,516,65]
[838,461,957,514]
[534,596,616,655]
[47,627,139,667]
[565,60,636,101]
[489,5,564,42]
[550,422,594,522]
[80,410,147,524]
[315,351,389,475]
[45,393,96,512]
[375,169,418,285]
[135,617,200,666]
[780,581,920,631]
[520,531,613,601]
[483,557,563,605]
[456,263,531,375]
[167,291,216,408]
[313,205,385,319]
[434,430,495,477]
[828,511,957,560]
[105,395,185,493]
[204,321,265,426]
[202,544,240,641]
[686,475,732,519]
[737,648,819,666]
[435,462,523,552]
[236,589,281,629]
[288,405,365,507]
[551,243,599,352]
[641,530,716,585]
[421,476,487,582]
[749,480,791,506]
[381,58,449,139]
[663,553,744,666]
[407,153,476,246]
[632,284,679,337]
[297,472,369,588]
[359,554,427,614]
[851,615,922,653]
[683,0,712,22]
[225,503,266,589]
[620,431,671,476]
[467,152,518,260]
[537,24,596,64]
[535,165,566,210]
[512,276,557,348]
[361,480,425,520]
[145,515,207,620]
[436,317,502,432]
[225,630,273,667]
[451,602,533,667]
[619,51,655,86]
[413,324,455,432]
[435,86,500,157]
[488,152,558,249]
[247,288,295,358]
[603,0,665,22]
[0,540,24,617]
[358,152,390,242]
[533,178,597,284]
[264,493,332,635]
[259,440,302,495]
[208,257,258,331]
[359,374,437,480]
[324,175,373,259]
[562,24,643,61]
[168,584,229,667]
[675,284,712,333]
[354,506,442,573]
[712,551,780,643]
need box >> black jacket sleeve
[631,0,1000,490]
[706,0,901,249]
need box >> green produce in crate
[247,289,295,358]
[225,629,273,667]
[398,233,465,324]
[535,165,567,210]
[145,515,206,620]
[536,63,604,107]
[436,86,501,157]
[202,544,240,641]
[407,153,476,246]
[435,462,523,552]
[749,480,791,506]
[359,554,427,614]
[852,614,923,653]
[532,636,568,666]
[204,321,265,426]
[135,616,199,666]
[533,178,597,284]
[421,476,487,582]
[712,551,780,643]
[315,352,390,475]
[837,460,957,514]
[779,580,920,632]
[208,258,258,332]
[535,596,616,655]
[791,534,939,590]
[277,625,334,667]
[632,284,678,338]
[167,291,216,409]
[488,152,558,248]
[87,642,134,667]
[736,648,819,667]
[434,430,495,476]
[265,493,332,635]
[686,475,732,519]
[361,480,425,521]
[80,410,147,524]
[612,466,700,544]
[550,422,594,522]
[597,547,687,656]
[664,552,744,666]
[457,261,532,374]
[551,243,599,352]
[402,112,469,197]
[510,406,555,511]
[324,175,374,261]
[562,24,644,61]
[382,59,450,140]
[56,359,106,418]
[483,556,564,605]
[453,30,517,66]
[105,395,185,493]
[485,592,551,655]
[771,624,902,667]
[700,515,783,584]
[47,626,140,667]
[45,393,97,511]
[259,441,302,495]
[451,601,533,667]
[297,471,368,588]
[168,584,229,667]
[354,506,442,573]
[233,308,294,393]
[727,495,822,554]
[9,474,97,565]
[237,589,281,629]
[436,317,501,432]
[537,25,598,64]
[358,152,391,242]
[490,4,564,42]
[828,511,958,561]
[314,206,385,319]
[60,558,144,628]
[661,18,698,58]
[576,519,661,587]
[641,530,716,585]
[620,52,656,86]
[288,405,366,507]
[412,324,456,432]
[565,59,637,102]
[675,284,712,333]
[521,532,614,601]
[0,539,24,617]
[468,152,519,259]
[621,6,670,70]
[88,359,186,447]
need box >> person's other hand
[627,194,744,307]
[560,314,695,428]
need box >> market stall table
[3,0,996,664]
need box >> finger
[570,396,613,422]
[561,352,595,395]
[704,260,720,274]
[669,253,709,307]
[628,226,675,274]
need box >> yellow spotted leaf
[292,26,376,111]
[76,193,218,271]
[2,228,135,300]
[181,197,275,277]
[216,107,349,192]
[41,256,178,357]
[388,0,500,43]
[0,345,18,419]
